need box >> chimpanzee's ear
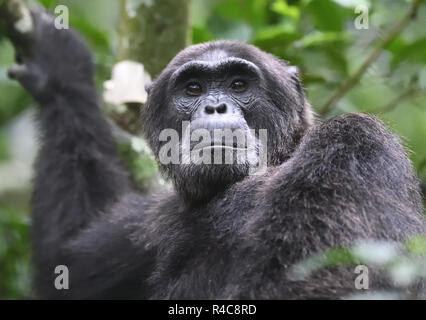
[287,65,305,105]
[287,65,299,77]
[145,82,153,95]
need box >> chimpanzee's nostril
[204,103,227,115]
[205,105,215,114]
[217,104,227,114]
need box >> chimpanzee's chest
[148,226,242,299]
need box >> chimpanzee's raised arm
[4,9,134,294]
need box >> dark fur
[8,11,425,299]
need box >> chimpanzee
[5,10,425,299]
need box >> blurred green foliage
[0,204,31,299]
[191,0,426,179]
[289,236,426,299]
[117,139,159,192]
[0,0,425,299]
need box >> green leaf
[406,236,426,255]
[386,36,406,58]
[322,247,358,267]
[208,17,253,42]
[391,38,426,67]
[253,22,300,58]
[305,0,350,31]
[272,0,300,20]
[192,26,215,44]
[38,0,58,9]
[288,247,357,281]
[255,22,297,41]
[68,16,110,53]
[418,67,426,89]
[214,0,247,21]
[0,129,10,161]
[297,31,349,48]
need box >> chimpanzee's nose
[203,103,228,115]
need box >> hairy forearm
[37,88,116,156]
[33,91,129,235]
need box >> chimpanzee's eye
[231,80,247,93]
[186,82,202,96]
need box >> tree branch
[318,0,422,117]
[419,157,426,174]
[419,158,426,201]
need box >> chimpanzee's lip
[197,145,246,150]
[192,141,247,151]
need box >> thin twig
[418,159,426,200]
[318,0,422,117]
[419,157,426,174]
[421,183,426,200]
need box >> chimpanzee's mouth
[191,140,247,151]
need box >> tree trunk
[114,0,190,192]
[117,0,190,78]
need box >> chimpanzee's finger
[7,63,27,80]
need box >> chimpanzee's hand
[6,10,94,103]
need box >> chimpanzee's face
[143,41,312,202]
